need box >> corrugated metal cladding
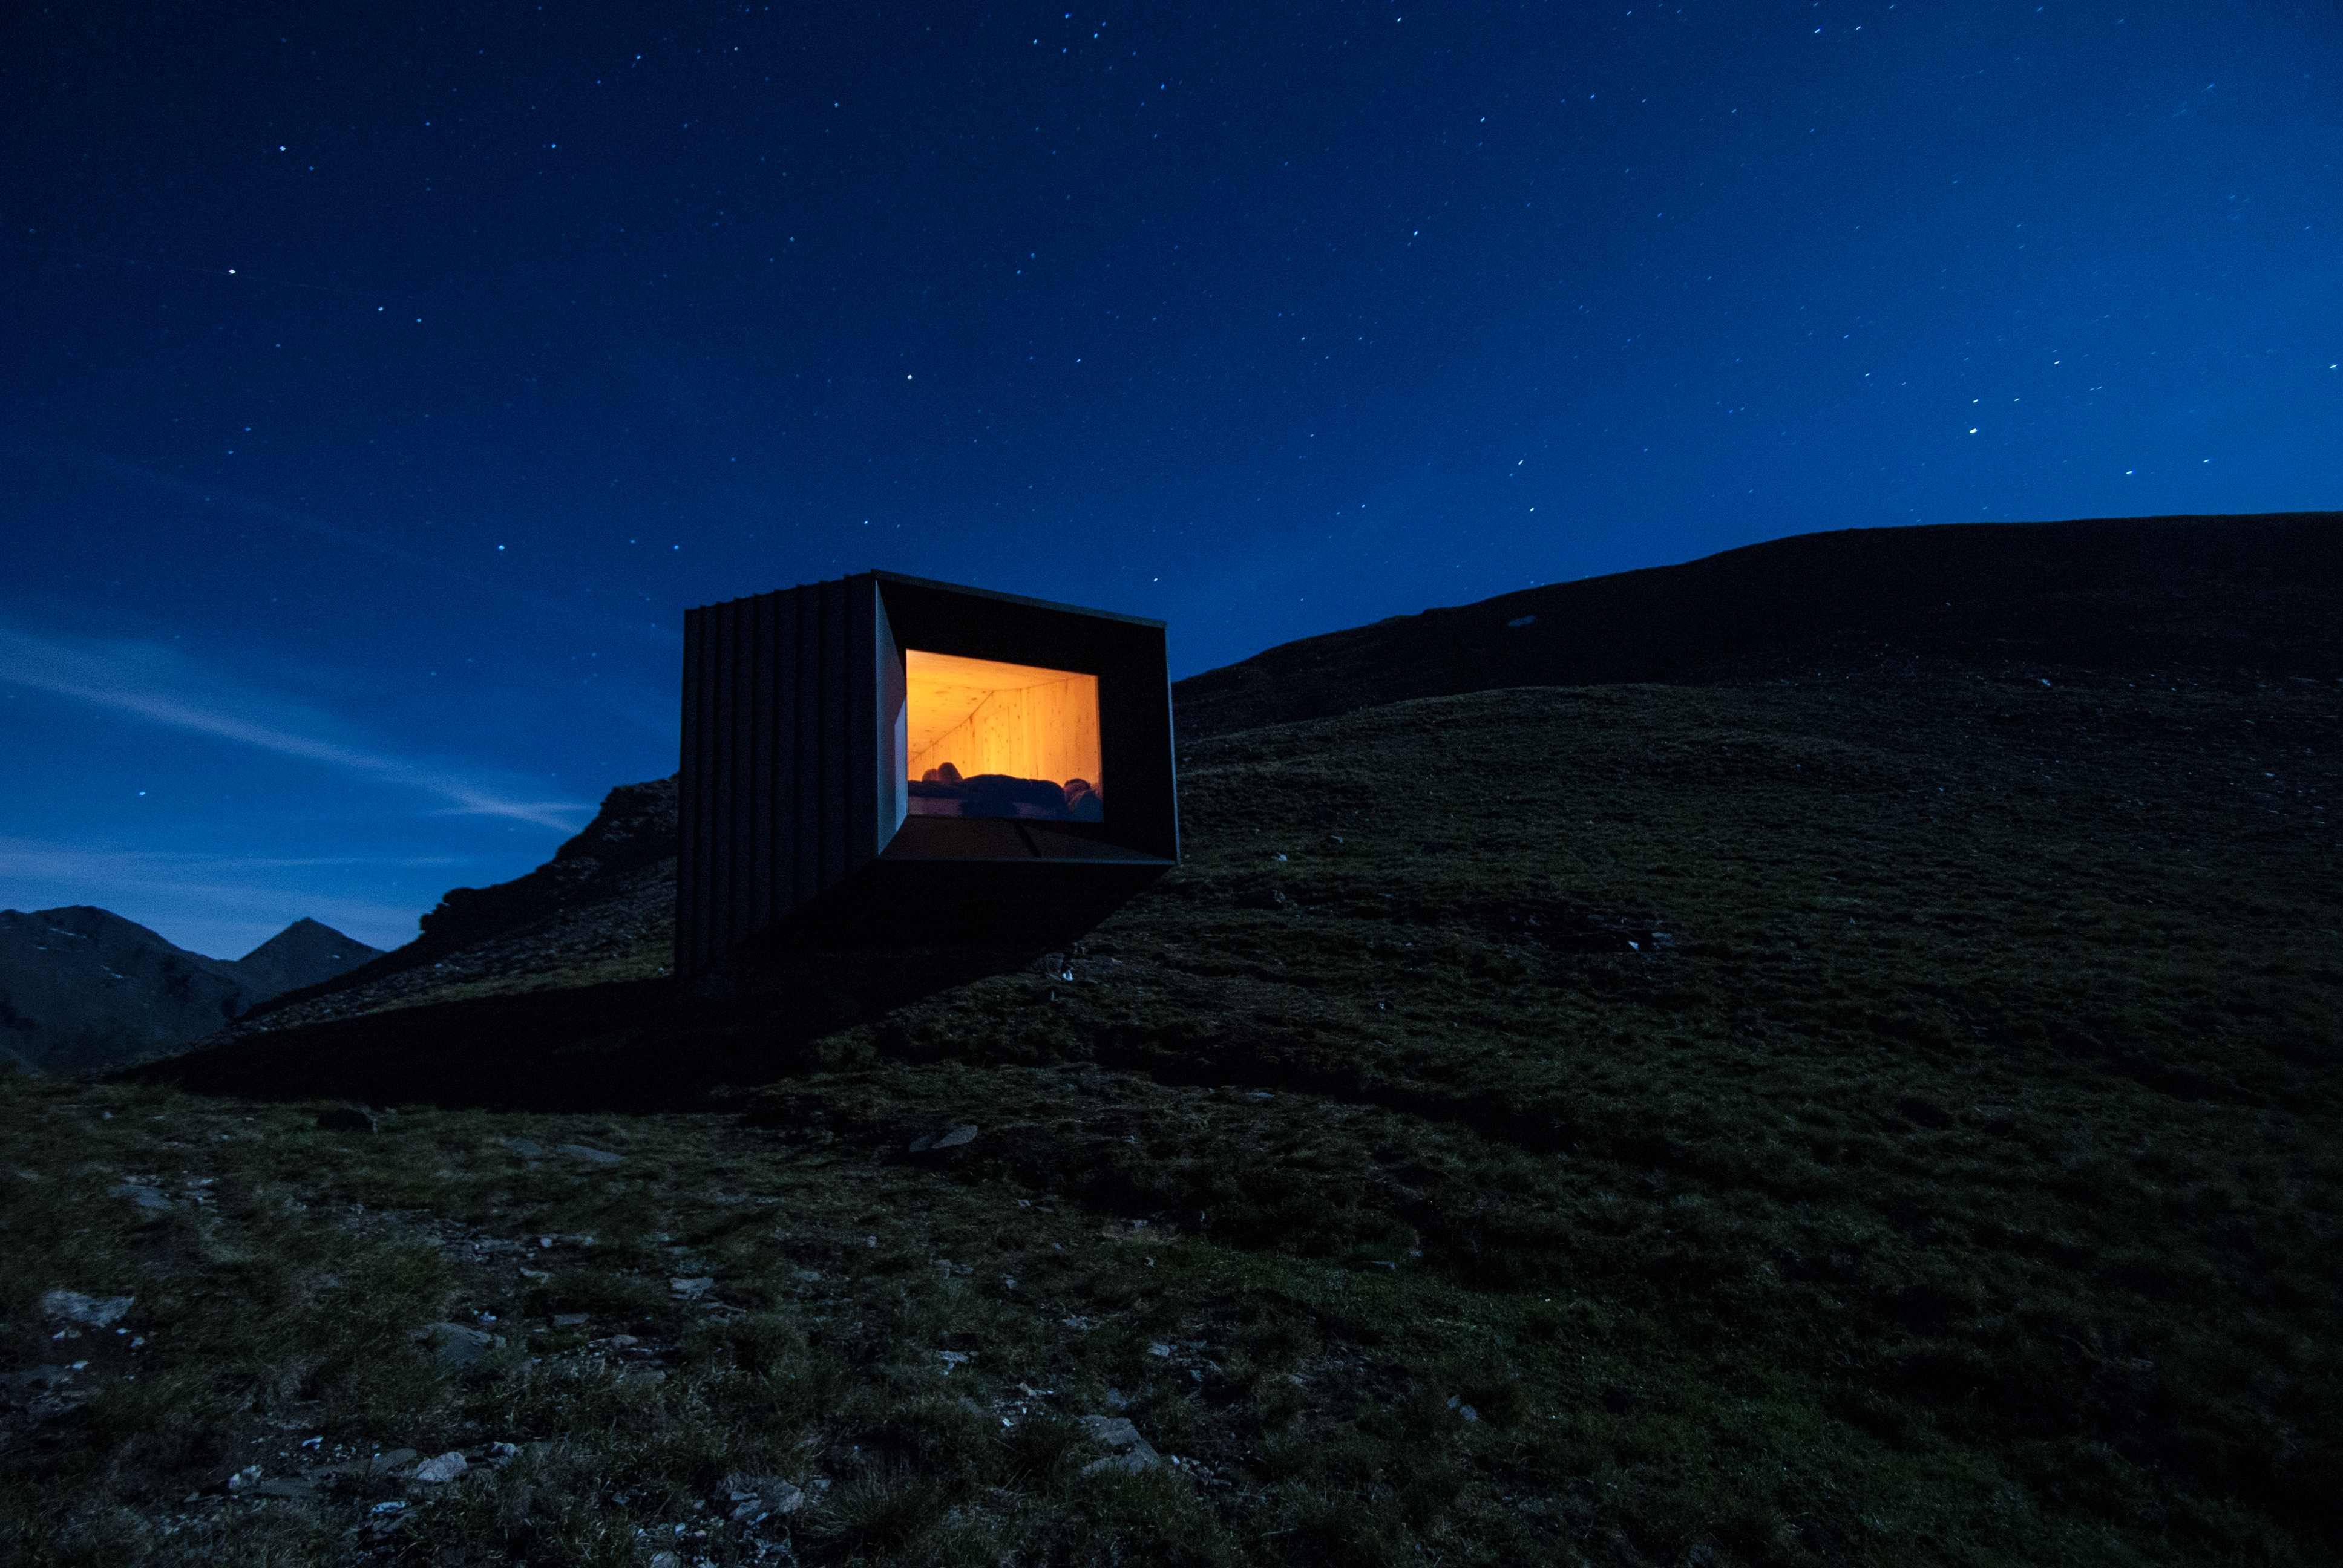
[677,577,897,976]
[678,570,1177,975]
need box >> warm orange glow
[904,650,1101,798]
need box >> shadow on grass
[125,945,1051,1112]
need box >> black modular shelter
[676,571,1178,974]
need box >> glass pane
[903,650,1103,822]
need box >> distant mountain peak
[232,918,384,1001]
[0,909,382,1076]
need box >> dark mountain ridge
[0,908,379,1074]
[1172,510,2343,737]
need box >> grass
[4,670,2339,1565]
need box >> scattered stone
[908,1123,978,1153]
[1148,1342,1172,1357]
[364,1499,411,1534]
[670,1276,716,1301]
[556,1143,621,1164]
[724,1474,805,1519]
[41,1290,134,1328]
[0,1365,80,1393]
[1080,1414,1162,1474]
[111,1181,171,1210]
[412,1451,468,1483]
[504,1138,543,1157]
[551,1313,592,1328]
[411,1322,497,1365]
[367,1449,419,1472]
[2,1364,89,1421]
[315,1107,375,1133]
[939,1350,971,1371]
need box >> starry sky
[4,2,2339,958]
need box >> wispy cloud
[0,840,470,883]
[0,622,592,832]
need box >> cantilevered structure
[676,571,1177,973]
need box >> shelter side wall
[820,576,849,891]
[676,606,710,972]
[791,586,824,909]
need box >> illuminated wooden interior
[905,649,1101,794]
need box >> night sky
[5,3,2339,958]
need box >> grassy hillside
[4,665,2339,1566]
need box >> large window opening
[903,650,1103,821]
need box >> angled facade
[676,571,1177,973]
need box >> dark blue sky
[5,1,2339,957]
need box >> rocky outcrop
[416,774,678,950]
[213,776,680,1035]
